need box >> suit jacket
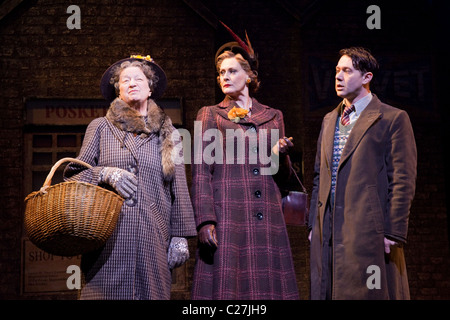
[308,94,417,299]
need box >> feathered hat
[215,21,259,72]
[100,55,167,102]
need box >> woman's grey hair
[110,60,159,96]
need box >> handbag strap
[289,162,307,194]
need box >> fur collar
[106,98,175,181]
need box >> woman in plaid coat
[64,55,197,299]
[191,27,299,300]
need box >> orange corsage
[227,106,249,123]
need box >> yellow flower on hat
[228,106,249,123]
[130,54,153,62]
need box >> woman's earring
[246,78,251,84]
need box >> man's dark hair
[339,47,379,74]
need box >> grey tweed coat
[64,98,197,300]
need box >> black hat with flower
[100,55,167,102]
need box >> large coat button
[128,164,138,175]
[252,168,260,175]
[125,197,137,207]
[256,212,263,220]
[254,190,261,198]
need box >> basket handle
[40,157,93,193]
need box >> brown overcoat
[191,97,299,300]
[308,94,417,299]
[63,99,197,300]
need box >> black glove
[198,224,218,248]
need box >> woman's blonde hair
[216,51,260,94]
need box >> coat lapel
[106,98,176,181]
[105,118,140,161]
[339,96,382,167]
[215,97,276,127]
[322,104,340,176]
[249,100,277,126]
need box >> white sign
[21,239,81,295]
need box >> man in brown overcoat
[308,47,417,299]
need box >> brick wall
[297,0,450,300]
[0,0,216,299]
[1,0,449,300]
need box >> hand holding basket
[24,158,124,256]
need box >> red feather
[219,21,254,58]
[244,30,255,58]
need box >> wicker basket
[24,157,124,256]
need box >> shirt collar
[352,92,373,116]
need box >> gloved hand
[198,224,218,248]
[168,237,189,269]
[272,136,294,155]
[99,167,138,199]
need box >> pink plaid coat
[191,97,299,300]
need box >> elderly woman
[191,24,299,300]
[64,55,197,300]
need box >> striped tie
[341,104,355,126]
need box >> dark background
[1,0,449,300]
